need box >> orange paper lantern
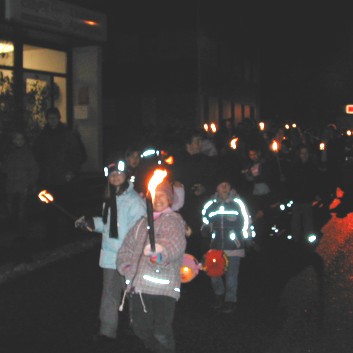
[180,253,201,283]
[202,249,229,277]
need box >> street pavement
[0,172,105,283]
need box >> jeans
[130,293,176,353]
[211,255,241,303]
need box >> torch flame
[229,137,238,150]
[165,156,174,165]
[210,123,217,133]
[148,169,168,200]
[271,140,278,152]
[38,190,54,204]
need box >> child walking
[117,180,186,353]
[75,157,146,345]
[201,175,255,314]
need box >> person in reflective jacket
[117,180,186,353]
[201,175,255,314]
[75,157,146,344]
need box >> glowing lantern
[259,122,265,131]
[347,130,352,136]
[202,249,229,277]
[203,123,209,132]
[180,253,201,283]
[292,123,297,128]
[319,142,326,151]
[285,124,290,130]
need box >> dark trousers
[130,293,176,353]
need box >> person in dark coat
[287,144,321,244]
[1,130,39,238]
[173,127,217,259]
[32,107,86,241]
[240,147,276,245]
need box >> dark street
[0,191,352,353]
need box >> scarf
[153,207,173,220]
[109,191,118,238]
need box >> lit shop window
[23,44,67,74]
[23,45,67,140]
[0,40,14,67]
[0,69,14,121]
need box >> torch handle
[146,196,156,252]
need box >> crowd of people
[76,118,352,352]
[1,112,353,352]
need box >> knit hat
[156,180,174,204]
[214,171,233,189]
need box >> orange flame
[165,156,174,165]
[38,190,54,204]
[210,123,217,133]
[271,140,279,152]
[148,169,168,200]
[229,137,238,149]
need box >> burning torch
[38,190,93,232]
[271,140,284,181]
[146,169,168,252]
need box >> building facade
[0,0,106,172]
[104,2,260,152]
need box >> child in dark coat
[201,175,255,314]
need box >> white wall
[72,46,103,172]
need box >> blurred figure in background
[33,107,86,241]
[174,127,217,259]
[287,144,321,244]
[1,130,39,259]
